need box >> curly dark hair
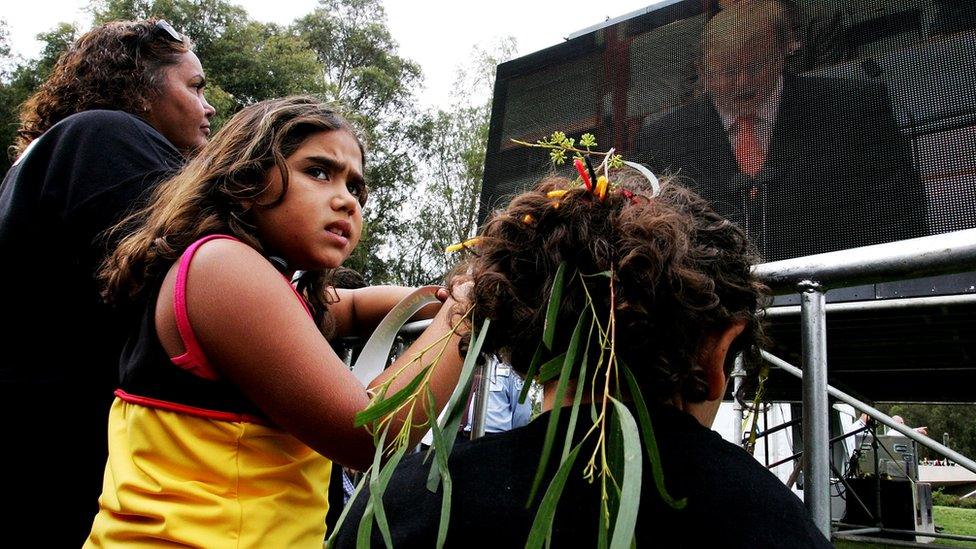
[458,170,768,404]
[13,19,191,157]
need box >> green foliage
[529,307,589,505]
[879,403,976,461]
[934,491,976,509]
[389,38,517,286]
[0,21,75,172]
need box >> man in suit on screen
[636,0,925,261]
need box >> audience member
[87,97,464,547]
[334,162,831,547]
[0,19,213,543]
[459,356,532,439]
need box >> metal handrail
[754,228,976,294]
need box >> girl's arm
[329,286,446,338]
[180,240,464,470]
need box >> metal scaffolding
[752,227,976,536]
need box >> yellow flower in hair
[595,176,609,200]
[522,214,535,224]
[445,237,482,254]
[546,190,568,199]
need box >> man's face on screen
[702,35,784,118]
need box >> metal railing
[752,227,976,537]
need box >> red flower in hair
[574,157,592,191]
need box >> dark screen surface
[481,0,976,402]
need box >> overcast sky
[2,0,664,108]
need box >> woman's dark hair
[457,170,768,403]
[101,96,366,333]
[13,18,191,156]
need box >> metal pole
[470,359,492,439]
[762,293,976,317]
[731,353,746,448]
[754,228,976,294]
[799,280,831,538]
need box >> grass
[833,506,976,548]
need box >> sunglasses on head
[154,20,183,43]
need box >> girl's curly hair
[13,19,191,157]
[456,170,768,404]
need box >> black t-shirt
[333,405,831,548]
[0,110,182,544]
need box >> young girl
[88,96,465,547]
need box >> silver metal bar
[731,354,746,448]
[851,527,976,543]
[799,280,831,538]
[761,350,976,476]
[763,293,976,317]
[399,318,433,336]
[833,527,882,536]
[753,228,976,294]
[470,360,492,439]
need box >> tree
[881,403,976,462]
[390,39,518,286]
[0,21,77,174]
[293,0,425,283]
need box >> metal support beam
[731,353,746,448]
[470,360,492,439]
[799,280,831,538]
[754,228,976,294]
[763,293,976,317]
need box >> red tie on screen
[734,115,763,177]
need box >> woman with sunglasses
[0,19,214,544]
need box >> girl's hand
[435,286,450,303]
[449,276,474,310]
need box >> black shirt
[333,405,831,548]
[0,110,182,544]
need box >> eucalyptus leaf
[528,309,589,505]
[525,442,584,549]
[370,442,408,549]
[325,465,370,547]
[607,397,642,549]
[426,319,490,491]
[356,425,389,549]
[620,362,687,509]
[356,498,375,549]
[354,363,433,427]
[562,318,593,462]
[597,498,609,549]
[426,388,453,549]
[536,351,568,384]
[543,262,567,349]
[606,406,624,531]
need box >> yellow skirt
[86,398,331,548]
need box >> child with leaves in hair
[334,149,831,547]
[88,96,467,547]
